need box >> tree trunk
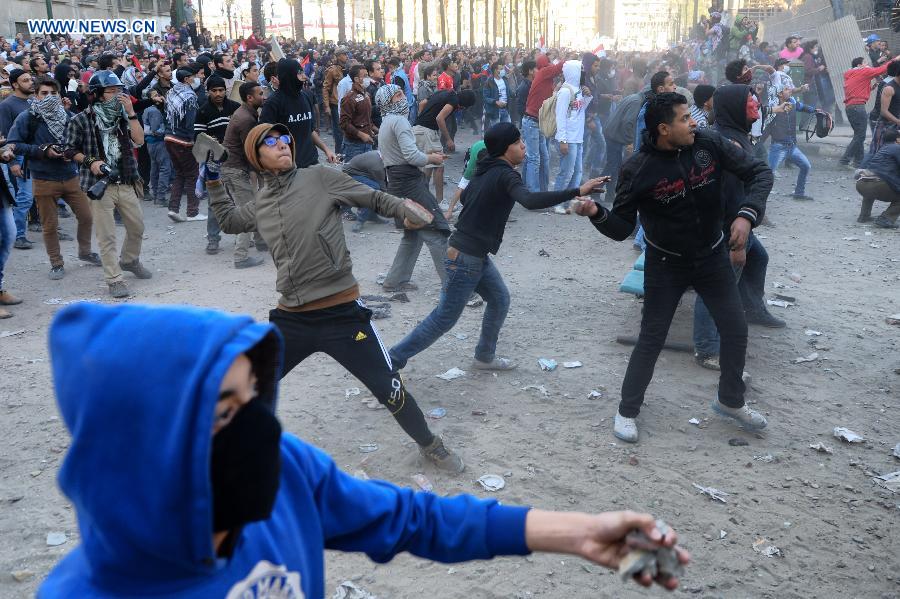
[422,0,429,42]
[373,0,383,40]
[294,0,304,40]
[440,0,447,44]
[469,0,474,46]
[336,0,346,41]
[483,0,489,46]
[456,0,461,45]
[397,0,403,42]
[251,0,265,37]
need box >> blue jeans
[585,116,607,176]
[522,117,549,192]
[0,202,14,289]
[768,142,810,196]
[390,250,510,367]
[693,233,769,357]
[11,160,32,240]
[147,141,172,202]
[554,142,583,194]
[603,139,624,193]
[484,108,511,130]
[342,140,372,161]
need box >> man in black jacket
[692,85,784,372]
[572,93,773,443]
[390,123,605,372]
[260,58,336,168]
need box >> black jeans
[619,245,747,418]
[270,301,434,446]
[842,105,868,165]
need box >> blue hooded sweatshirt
[40,303,531,598]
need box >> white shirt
[495,77,507,104]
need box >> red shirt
[524,57,565,118]
[438,72,454,91]
[843,62,891,106]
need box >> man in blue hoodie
[40,302,688,598]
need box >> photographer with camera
[64,71,152,299]
[6,77,101,281]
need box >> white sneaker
[614,411,639,443]
[711,399,767,430]
[471,357,517,371]
[186,213,208,222]
[168,211,186,223]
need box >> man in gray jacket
[376,84,448,293]
[206,122,465,474]
[602,83,643,195]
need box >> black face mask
[210,398,282,534]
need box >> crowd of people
[0,7,898,596]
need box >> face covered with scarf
[93,87,129,170]
[375,83,409,118]
[29,87,69,145]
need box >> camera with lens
[87,163,117,201]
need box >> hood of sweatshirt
[712,84,753,148]
[41,302,282,594]
[536,54,550,70]
[474,155,513,177]
[277,57,302,95]
[562,60,582,88]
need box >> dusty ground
[1,129,898,599]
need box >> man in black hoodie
[572,93,773,444]
[260,58,336,168]
[389,123,606,372]
[692,84,784,371]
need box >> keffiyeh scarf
[29,94,68,144]
[375,83,409,117]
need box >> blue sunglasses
[261,134,291,147]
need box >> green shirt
[462,140,486,181]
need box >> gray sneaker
[49,265,65,280]
[613,411,639,443]
[472,357,517,371]
[711,399,767,431]
[13,238,33,250]
[79,252,102,266]
[119,260,153,279]
[108,281,130,298]
[419,435,465,473]
[235,256,265,269]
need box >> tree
[469,0,474,46]
[397,0,404,42]
[337,0,346,41]
[422,0,429,42]
[374,0,383,40]
[440,0,448,44]
[251,0,264,37]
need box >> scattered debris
[427,407,447,419]
[804,330,823,336]
[772,281,786,289]
[788,273,803,283]
[0,329,25,338]
[793,352,819,364]
[360,397,384,410]
[874,471,900,493]
[752,538,783,558]
[453,332,468,340]
[618,520,684,583]
[893,443,900,459]
[466,297,484,308]
[753,454,776,463]
[471,409,487,416]
[332,581,377,599]
[773,293,797,303]
[719,530,728,539]
[833,427,865,443]
[46,532,67,547]
[809,442,834,454]
[477,474,506,492]
[768,299,794,308]
[367,303,391,319]
[43,297,101,306]
[841,236,860,241]
[436,367,466,381]
[689,418,701,425]
[692,483,729,503]
[345,387,361,399]
[389,292,410,303]
[886,314,900,326]
[522,384,549,397]
[412,473,434,492]
[538,248,550,257]
[538,358,558,371]
[562,361,583,368]
[358,443,379,453]
[375,273,387,285]
[728,438,749,446]
[10,570,34,582]
[587,389,604,400]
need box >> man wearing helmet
[64,70,152,299]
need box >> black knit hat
[206,75,226,90]
[484,122,521,157]
[8,68,28,86]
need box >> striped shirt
[690,105,709,129]
[194,98,240,143]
